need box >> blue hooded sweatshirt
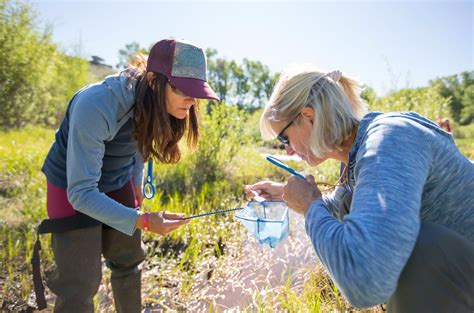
[305,112,474,308]
[42,70,144,236]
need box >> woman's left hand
[134,184,145,207]
[282,175,322,216]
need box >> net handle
[169,207,244,220]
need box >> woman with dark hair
[35,38,219,312]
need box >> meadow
[1,112,473,312]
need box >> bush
[452,123,474,139]
[369,85,450,121]
[155,103,251,196]
[0,0,89,129]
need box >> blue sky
[32,0,473,95]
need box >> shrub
[0,0,89,129]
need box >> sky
[31,0,473,95]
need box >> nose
[285,144,295,155]
[186,98,196,107]
[182,100,195,110]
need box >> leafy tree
[38,54,89,125]
[243,59,272,108]
[229,60,250,108]
[0,0,89,128]
[429,71,474,124]
[205,49,278,110]
[461,84,474,123]
[206,52,232,103]
[117,41,148,69]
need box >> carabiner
[143,159,155,199]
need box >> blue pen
[266,156,305,179]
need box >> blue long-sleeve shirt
[42,70,144,236]
[305,112,474,308]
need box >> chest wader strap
[31,213,101,310]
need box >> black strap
[37,213,101,234]
[31,233,47,310]
[31,213,101,310]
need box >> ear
[146,72,156,90]
[300,107,315,125]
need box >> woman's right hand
[136,211,189,235]
[244,181,284,201]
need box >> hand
[136,211,190,235]
[244,181,284,201]
[282,175,322,216]
[134,184,144,207]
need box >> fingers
[164,218,190,231]
[162,211,187,219]
[244,185,267,201]
[244,181,283,201]
[148,211,190,235]
[244,186,274,201]
[245,181,273,190]
[162,212,190,228]
[246,181,266,188]
[305,174,315,183]
[155,221,188,235]
[257,192,274,201]
[281,191,292,210]
[305,175,317,188]
[244,185,257,200]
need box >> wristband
[143,213,149,231]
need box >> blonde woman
[245,66,474,312]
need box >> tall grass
[0,126,55,309]
[1,113,473,311]
[454,124,474,159]
[0,106,294,310]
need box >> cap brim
[170,77,220,101]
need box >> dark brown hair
[126,54,199,164]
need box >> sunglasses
[168,81,188,97]
[276,114,299,146]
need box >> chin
[306,156,324,167]
[170,112,188,120]
[301,156,315,167]
[306,159,318,167]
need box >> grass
[1,125,473,311]
[453,122,474,139]
[455,138,474,159]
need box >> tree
[205,49,278,110]
[229,60,250,108]
[116,41,148,69]
[429,71,474,124]
[0,0,89,128]
[206,53,232,103]
[461,85,474,124]
[242,59,267,108]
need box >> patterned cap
[147,38,219,101]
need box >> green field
[0,125,472,312]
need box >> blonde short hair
[260,65,368,158]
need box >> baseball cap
[147,38,220,101]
